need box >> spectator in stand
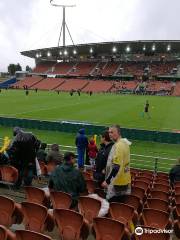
[102,125,131,203]
[75,129,88,169]
[169,158,180,185]
[7,127,40,188]
[49,152,87,207]
[94,131,114,186]
[36,142,47,163]
[87,138,98,168]
[46,143,63,165]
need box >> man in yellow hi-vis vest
[102,125,131,202]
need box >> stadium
[0,0,180,239]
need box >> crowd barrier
[0,116,180,144]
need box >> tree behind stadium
[8,63,22,75]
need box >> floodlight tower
[50,0,75,48]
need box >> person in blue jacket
[75,128,88,168]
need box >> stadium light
[59,51,62,55]
[143,46,146,51]
[36,53,39,58]
[73,49,77,55]
[152,45,156,51]
[50,0,76,48]
[89,48,93,54]
[47,51,51,57]
[64,49,68,55]
[167,44,171,51]
[50,0,75,8]
[112,46,117,53]
[126,46,131,53]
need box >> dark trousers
[15,165,35,188]
[77,148,85,168]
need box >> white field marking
[0,102,82,117]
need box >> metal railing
[0,138,176,173]
[48,144,176,173]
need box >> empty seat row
[0,226,52,240]
[1,190,180,239]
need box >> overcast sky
[0,0,180,72]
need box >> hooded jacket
[75,129,88,149]
[7,130,40,169]
[49,163,87,201]
[88,139,98,159]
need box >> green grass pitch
[0,89,180,131]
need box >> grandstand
[6,40,179,96]
[13,76,43,89]
[30,78,65,90]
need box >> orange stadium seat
[24,186,50,207]
[151,183,171,194]
[0,196,23,227]
[93,217,131,240]
[109,203,138,228]
[140,208,172,229]
[52,62,74,74]
[133,181,150,193]
[16,230,52,240]
[30,78,65,90]
[21,202,54,233]
[174,182,180,188]
[101,62,119,76]
[54,208,88,240]
[0,225,16,240]
[33,62,55,73]
[148,190,171,202]
[174,187,180,195]
[82,80,112,93]
[155,172,169,180]
[78,196,101,225]
[124,194,143,213]
[153,178,170,186]
[134,177,152,185]
[173,194,180,205]
[55,79,89,92]
[68,62,96,76]
[144,198,170,213]
[131,186,146,201]
[0,166,18,184]
[12,76,43,89]
[50,191,72,209]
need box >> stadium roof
[21,40,180,61]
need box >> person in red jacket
[88,139,98,168]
